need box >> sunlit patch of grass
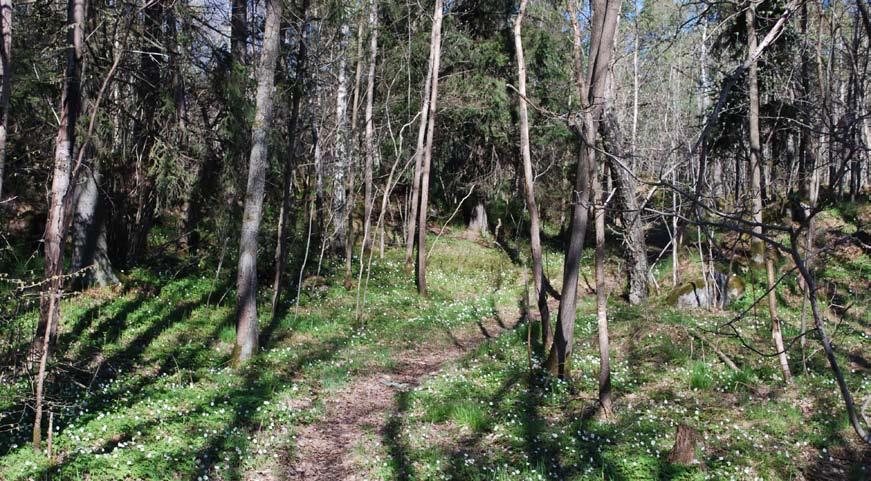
[0,233,524,481]
[688,361,713,390]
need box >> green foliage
[603,447,659,481]
[688,361,714,390]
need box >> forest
[0,0,870,478]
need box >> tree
[361,0,379,261]
[233,0,283,365]
[746,0,791,382]
[405,3,437,269]
[332,21,351,255]
[272,0,310,318]
[33,0,86,450]
[415,0,444,296]
[513,0,555,349]
[547,0,620,379]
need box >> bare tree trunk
[233,0,282,365]
[332,23,351,255]
[34,0,85,450]
[361,0,378,259]
[601,111,648,305]
[766,250,792,382]
[272,0,310,319]
[547,0,619,377]
[405,10,436,269]
[747,2,792,382]
[0,0,10,201]
[746,1,763,268]
[416,0,443,296]
[344,17,367,288]
[593,160,612,416]
[513,0,552,350]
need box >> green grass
[0,234,522,481]
[363,223,871,481]
[2,202,869,481]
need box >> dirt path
[286,302,523,481]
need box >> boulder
[667,273,744,309]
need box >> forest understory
[1,206,870,480]
[3,0,871,479]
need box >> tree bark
[601,111,648,305]
[332,23,351,255]
[230,0,247,64]
[272,0,310,319]
[126,0,164,263]
[34,0,86,450]
[71,155,119,288]
[233,0,282,365]
[513,0,552,349]
[416,0,443,296]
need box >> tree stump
[668,424,702,465]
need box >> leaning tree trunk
[33,0,85,450]
[513,0,552,349]
[416,0,444,296]
[233,0,282,366]
[601,111,648,305]
[271,0,310,319]
[0,0,10,201]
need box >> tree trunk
[405,9,436,268]
[766,250,792,382]
[467,199,488,235]
[71,155,119,288]
[668,424,702,465]
[0,0,10,201]
[361,0,378,258]
[513,0,552,349]
[332,23,351,255]
[344,17,367,288]
[272,0,310,319]
[233,0,282,365]
[601,111,648,305]
[747,2,792,382]
[126,0,164,263]
[593,160,612,416]
[34,0,85,450]
[546,0,619,378]
[416,0,444,297]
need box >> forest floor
[1,203,870,481]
